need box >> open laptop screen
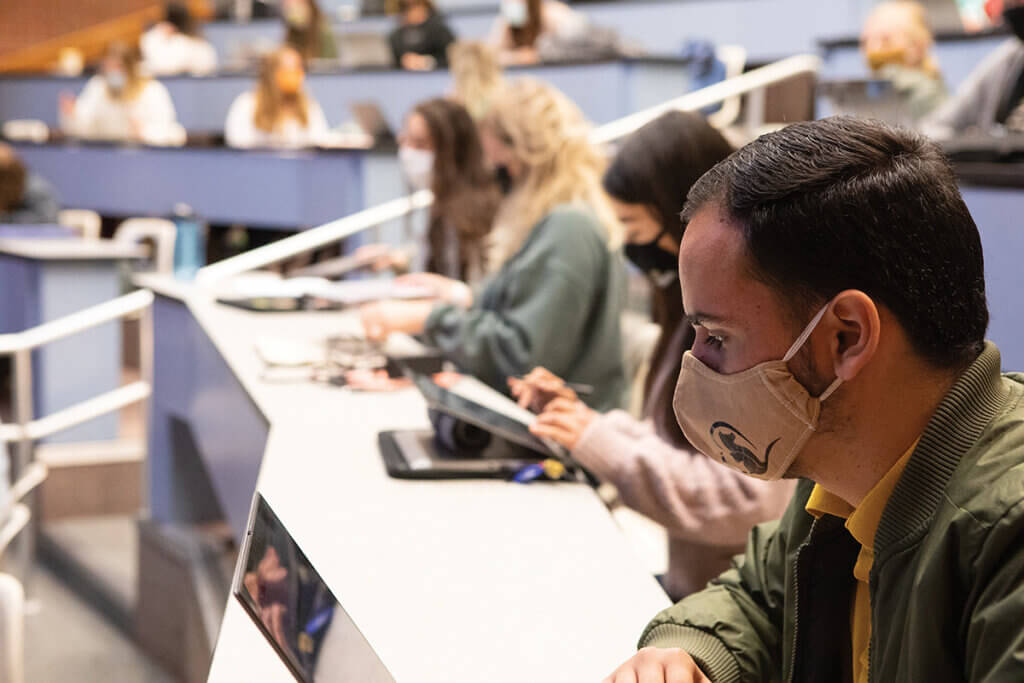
[234,494,395,682]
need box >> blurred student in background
[860,1,947,121]
[141,2,218,76]
[0,144,59,225]
[511,112,795,600]
[488,0,586,65]
[225,45,329,149]
[282,0,338,61]
[389,0,456,70]
[449,41,505,120]
[923,0,1024,137]
[361,79,627,410]
[359,98,500,281]
[59,42,179,143]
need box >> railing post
[744,86,767,136]
[7,348,35,589]
[12,348,33,478]
[138,302,154,515]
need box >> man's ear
[827,289,881,382]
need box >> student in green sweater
[360,79,627,410]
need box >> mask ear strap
[818,376,843,402]
[783,302,831,362]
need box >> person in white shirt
[487,0,586,65]
[59,42,179,143]
[141,2,218,77]
[224,45,329,149]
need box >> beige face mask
[673,303,842,480]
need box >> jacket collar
[874,342,1010,563]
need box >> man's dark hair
[683,116,988,369]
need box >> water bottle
[172,203,206,281]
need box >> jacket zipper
[787,522,816,683]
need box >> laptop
[350,101,397,146]
[337,33,395,70]
[233,494,395,682]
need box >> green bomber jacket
[639,342,1024,683]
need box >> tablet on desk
[413,373,564,459]
[233,494,395,682]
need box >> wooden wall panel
[0,1,162,73]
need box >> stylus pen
[567,382,594,396]
[513,376,594,396]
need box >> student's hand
[58,91,76,118]
[501,46,540,66]
[530,397,595,451]
[395,273,473,308]
[360,299,435,341]
[353,243,410,272]
[603,648,711,683]
[509,366,577,412]
[400,52,436,71]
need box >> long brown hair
[603,111,733,447]
[508,0,543,48]
[413,98,500,279]
[104,41,149,101]
[253,46,310,133]
[284,0,328,61]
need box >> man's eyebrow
[684,311,728,327]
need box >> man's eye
[703,334,724,349]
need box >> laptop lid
[233,494,395,682]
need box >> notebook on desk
[233,494,395,682]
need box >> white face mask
[501,0,528,27]
[399,146,434,191]
[106,70,127,93]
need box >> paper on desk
[217,274,331,299]
[255,338,326,366]
[316,280,433,305]
[444,375,538,426]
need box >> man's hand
[603,648,711,683]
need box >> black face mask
[1005,6,1024,43]
[624,231,679,278]
[494,165,513,195]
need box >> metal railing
[0,289,154,478]
[192,53,821,285]
[0,289,154,586]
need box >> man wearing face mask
[604,116,1024,683]
[922,0,1024,137]
[859,1,947,121]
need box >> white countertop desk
[137,275,670,682]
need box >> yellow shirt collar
[805,438,920,550]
